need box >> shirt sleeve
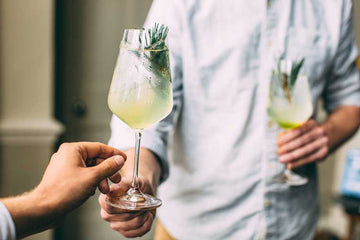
[0,201,16,240]
[109,0,184,183]
[323,0,360,112]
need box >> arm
[277,0,360,168]
[277,106,360,169]
[1,142,126,239]
[322,105,360,151]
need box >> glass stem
[131,129,143,189]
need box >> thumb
[92,155,125,181]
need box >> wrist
[122,148,161,192]
[1,189,60,238]
[320,120,334,151]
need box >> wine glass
[267,58,313,186]
[106,28,173,210]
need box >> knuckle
[316,127,325,136]
[134,216,144,227]
[287,141,295,150]
[291,150,301,159]
[139,227,151,237]
[100,209,110,221]
[302,134,311,143]
[59,142,72,151]
[98,194,105,206]
[303,145,313,155]
[122,230,135,238]
[297,138,305,147]
[110,222,121,232]
[317,148,328,160]
[50,152,58,160]
[144,214,154,227]
[105,204,116,214]
[280,144,288,153]
[100,200,115,214]
[323,137,329,145]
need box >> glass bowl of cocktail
[107,24,173,210]
[267,57,313,186]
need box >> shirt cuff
[141,130,170,183]
[0,201,16,240]
[325,92,360,112]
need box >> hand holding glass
[107,29,173,210]
[267,59,313,186]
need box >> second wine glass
[267,58,313,186]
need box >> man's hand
[277,120,329,169]
[277,106,360,169]
[99,148,161,238]
[99,180,156,238]
[36,142,127,212]
[1,142,126,238]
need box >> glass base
[105,188,162,211]
[284,169,308,186]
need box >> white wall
[55,1,153,239]
[0,0,63,240]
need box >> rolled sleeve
[323,0,360,112]
[0,201,16,240]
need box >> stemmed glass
[106,28,173,210]
[267,58,313,186]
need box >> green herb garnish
[132,23,171,83]
[144,23,169,50]
[276,57,305,104]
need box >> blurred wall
[0,0,63,240]
[54,1,152,240]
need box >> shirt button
[265,200,272,208]
[269,163,274,169]
[268,41,273,47]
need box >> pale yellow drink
[108,83,172,129]
[267,74,313,129]
[108,47,173,130]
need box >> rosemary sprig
[131,23,171,84]
[144,23,169,50]
[289,58,305,88]
[276,57,305,104]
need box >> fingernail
[114,155,123,166]
[279,156,286,162]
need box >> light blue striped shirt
[109,0,360,239]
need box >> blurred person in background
[99,0,360,239]
[0,142,125,240]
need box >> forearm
[1,190,59,239]
[122,147,162,190]
[322,105,360,151]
